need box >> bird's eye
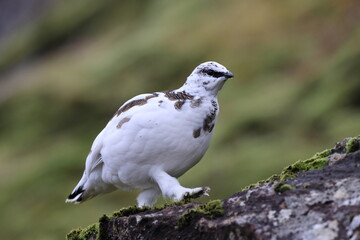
[207,70,215,75]
[202,69,224,78]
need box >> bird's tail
[66,172,87,204]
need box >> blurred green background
[0,0,359,239]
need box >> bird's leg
[137,187,161,207]
[150,169,210,202]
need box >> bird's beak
[224,71,234,79]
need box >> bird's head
[184,61,234,96]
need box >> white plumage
[66,61,233,207]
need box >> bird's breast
[100,94,219,184]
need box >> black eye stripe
[201,69,224,78]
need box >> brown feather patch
[145,93,159,100]
[164,90,194,110]
[193,128,201,138]
[115,99,147,116]
[203,100,218,133]
[174,100,186,110]
[191,98,202,108]
[114,93,159,117]
[117,117,131,129]
[164,90,194,101]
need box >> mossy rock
[111,205,151,218]
[110,200,191,219]
[67,223,98,240]
[243,149,332,191]
[346,137,360,153]
[274,182,295,193]
[178,200,224,228]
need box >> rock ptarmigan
[66,61,234,207]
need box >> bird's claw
[183,187,211,201]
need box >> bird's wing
[84,93,158,176]
[85,129,105,177]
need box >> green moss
[274,183,294,193]
[178,200,224,228]
[111,205,150,218]
[346,137,359,153]
[111,201,193,219]
[242,149,331,191]
[80,224,99,239]
[276,149,330,181]
[281,156,328,180]
[66,224,98,240]
[111,199,198,219]
[67,228,82,240]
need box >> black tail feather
[67,185,85,201]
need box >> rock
[67,137,360,240]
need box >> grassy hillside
[0,0,359,239]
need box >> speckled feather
[66,61,233,206]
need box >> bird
[66,61,234,207]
